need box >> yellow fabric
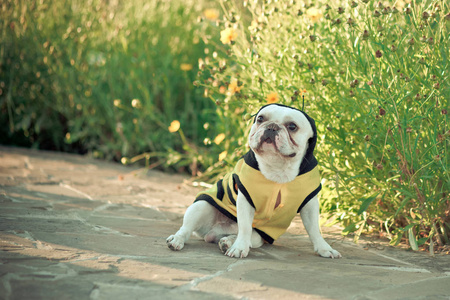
[195,157,322,242]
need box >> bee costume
[195,104,322,244]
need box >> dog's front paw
[223,238,250,258]
[317,248,342,259]
[166,235,185,251]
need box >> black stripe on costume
[254,228,274,244]
[226,185,236,206]
[194,194,237,223]
[297,184,322,213]
[216,179,225,201]
[232,173,255,208]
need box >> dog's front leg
[300,195,342,258]
[225,192,254,258]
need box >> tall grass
[1,0,220,172]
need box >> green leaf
[408,227,419,251]
[357,194,379,215]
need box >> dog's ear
[299,111,318,175]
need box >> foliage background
[1,0,449,250]
[195,0,449,250]
[1,0,223,172]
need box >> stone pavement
[0,146,449,300]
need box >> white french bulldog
[167,104,341,259]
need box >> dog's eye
[257,115,264,123]
[287,123,298,131]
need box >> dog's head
[248,104,318,182]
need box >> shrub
[197,0,449,251]
[0,0,218,173]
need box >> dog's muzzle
[262,123,280,144]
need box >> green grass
[1,0,220,172]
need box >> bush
[0,0,220,172]
[196,0,449,251]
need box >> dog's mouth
[256,134,296,158]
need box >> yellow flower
[168,120,180,133]
[219,86,227,94]
[218,150,227,161]
[203,8,219,20]
[214,133,226,145]
[180,63,193,71]
[220,28,237,45]
[131,99,141,108]
[306,7,322,23]
[113,99,121,107]
[266,92,279,104]
[228,79,242,94]
[248,20,258,31]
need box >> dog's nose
[266,123,281,132]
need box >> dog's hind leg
[166,201,217,251]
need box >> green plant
[0,0,219,173]
[196,0,449,251]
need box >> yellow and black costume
[195,104,321,244]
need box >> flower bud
[392,7,399,14]
[349,90,355,97]
[379,108,386,116]
[361,0,369,3]
[375,50,383,58]
[297,60,304,67]
[420,36,427,43]
[309,35,317,42]
[390,44,397,51]
[431,75,437,81]
[404,76,410,82]
[404,7,412,15]
[364,135,370,141]
[309,78,316,84]
[325,13,331,20]
[442,109,448,115]
[321,79,329,86]
[373,10,381,17]
[367,80,374,86]
[427,37,434,45]
[347,18,355,26]
[351,1,358,8]
[350,79,359,88]
[376,164,383,170]
[361,30,370,40]
[338,7,345,14]
[325,4,331,11]
[414,93,421,100]
[419,57,426,64]
[407,38,415,46]
[433,82,440,90]
[382,7,391,15]
[422,11,429,20]
[331,18,342,26]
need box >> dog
[167,103,341,259]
